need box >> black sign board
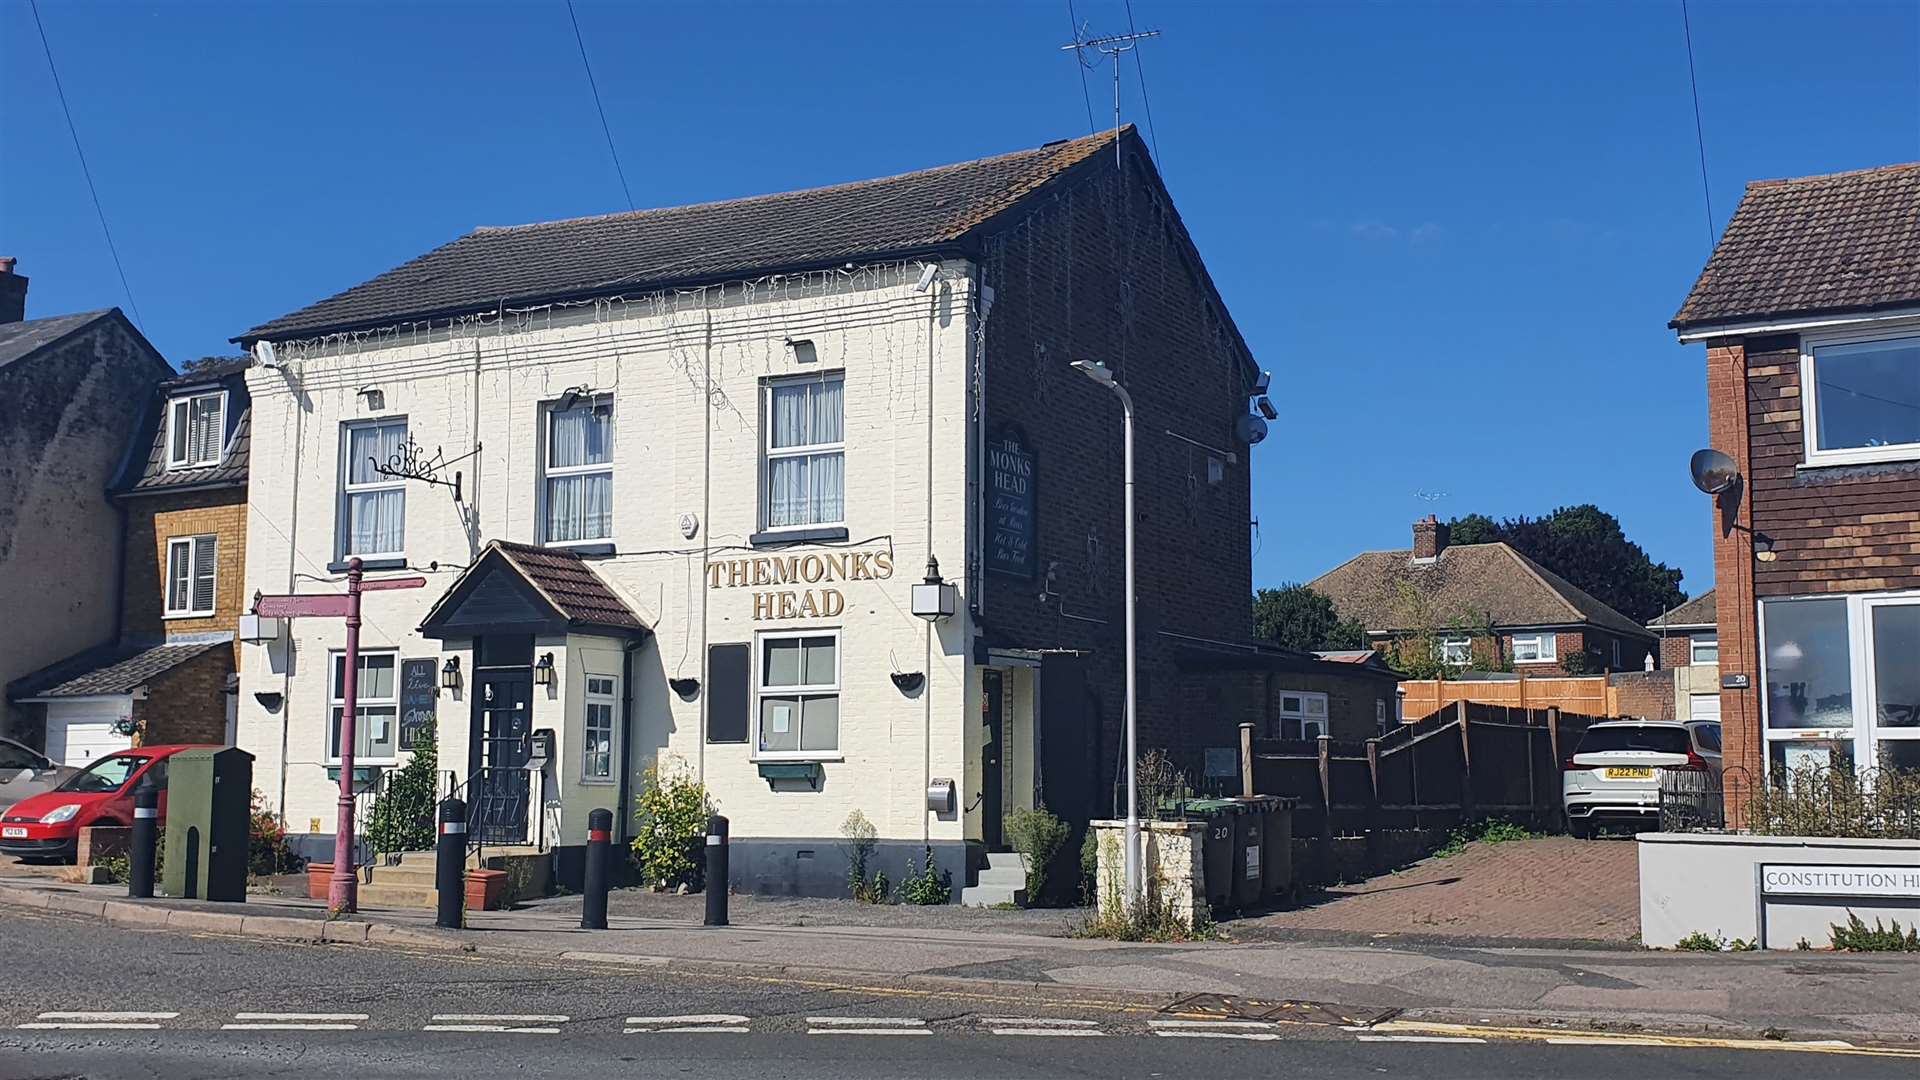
[986,427,1037,578]
[399,658,438,751]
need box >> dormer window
[166,391,225,469]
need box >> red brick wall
[1657,634,1693,670]
[1610,669,1675,721]
[976,135,1255,783]
[1707,341,1762,822]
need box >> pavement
[2,863,1918,1051]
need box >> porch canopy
[418,540,650,642]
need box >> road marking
[992,1027,1107,1037]
[1371,1020,1920,1059]
[19,1010,178,1030]
[624,1014,750,1034]
[423,1024,562,1034]
[808,1016,931,1036]
[981,1017,1105,1036]
[19,1023,168,1030]
[1149,1019,1274,1030]
[1153,1030,1283,1041]
[1357,1035,1487,1044]
[222,1023,361,1031]
[33,1012,180,1022]
[810,1028,933,1036]
[232,1013,370,1023]
[424,1013,566,1035]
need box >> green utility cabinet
[163,747,254,902]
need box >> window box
[755,761,823,790]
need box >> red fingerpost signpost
[254,557,426,914]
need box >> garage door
[1689,693,1721,724]
[45,703,132,768]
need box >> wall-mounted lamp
[786,338,818,364]
[668,676,701,700]
[556,386,590,412]
[440,655,461,692]
[910,555,957,621]
[1753,532,1778,563]
[534,652,556,687]
[356,386,385,411]
[914,263,939,293]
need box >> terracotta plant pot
[306,863,332,901]
[465,868,508,911]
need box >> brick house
[1648,590,1719,725]
[1310,516,1656,675]
[230,126,1334,895]
[1671,161,1920,801]
[8,359,251,763]
[0,260,175,748]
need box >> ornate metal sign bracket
[369,433,482,502]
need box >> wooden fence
[1398,676,1613,723]
[1246,701,1600,849]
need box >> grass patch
[1432,818,1540,859]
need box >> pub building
[233,128,1398,895]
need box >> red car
[0,745,212,863]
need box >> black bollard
[581,808,611,930]
[128,777,158,899]
[703,814,729,927]
[435,796,467,930]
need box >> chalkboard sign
[985,427,1037,578]
[399,658,438,751]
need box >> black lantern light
[440,655,461,692]
[534,652,556,687]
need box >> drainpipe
[278,353,305,825]
[617,634,642,846]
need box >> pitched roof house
[1310,517,1655,674]
[1672,160,1920,800]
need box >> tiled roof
[240,130,1125,341]
[1649,589,1717,630]
[1309,543,1653,642]
[0,310,115,370]
[8,638,228,701]
[1671,162,1920,330]
[491,541,648,632]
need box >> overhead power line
[28,0,141,327]
[1123,0,1163,167]
[1065,0,1098,135]
[1680,0,1716,251]
[566,0,635,212]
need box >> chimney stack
[0,258,25,325]
[1412,514,1449,562]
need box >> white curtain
[349,489,405,555]
[546,472,612,541]
[348,422,406,484]
[767,379,843,527]
[549,404,611,467]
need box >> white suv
[1562,719,1722,838]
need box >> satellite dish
[1234,413,1269,446]
[1690,448,1740,495]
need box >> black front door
[472,670,533,845]
[982,669,1005,849]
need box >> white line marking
[222,1023,361,1031]
[1358,1035,1487,1044]
[429,1014,568,1023]
[626,1026,750,1034]
[232,1006,370,1014]
[625,1014,749,1026]
[1149,1019,1274,1030]
[1152,1031,1282,1041]
[423,1024,560,1034]
[18,1023,164,1031]
[1544,1037,1666,1047]
[992,1027,1107,1037]
[979,1017,1099,1027]
[806,1016,925,1026]
[36,1012,179,1021]
[808,1028,933,1036]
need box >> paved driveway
[1236,836,1641,946]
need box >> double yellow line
[1373,1020,1920,1059]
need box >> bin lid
[1175,798,1246,815]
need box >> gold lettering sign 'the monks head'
[706,549,894,621]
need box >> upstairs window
[340,418,407,558]
[164,535,217,617]
[1511,633,1558,663]
[543,397,614,544]
[764,375,845,529]
[1804,331,1920,466]
[166,391,225,469]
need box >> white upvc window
[1690,634,1720,665]
[1277,690,1329,740]
[166,391,225,469]
[1758,590,1920,777]
[763,374,845,530]
[328,650,398,764]
[583,674,618,782]
[339,418,407,559]
[543,397,614,545]
[1511,632,1558,663]
[164,535,217,617]
[755,631,840,757]
[1438,636,1472,666]
[1801,326,1920,467]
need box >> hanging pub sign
[398,658,438,750]
[985,425,1037,578]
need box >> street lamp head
[1069,359,1114,387]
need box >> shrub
[1079,828,1099,900]
[1004,804,1071,905]
[248,789,302,877]
[841,810,890,904]
[630,759,714,890]
[1073,832,1218,942]
[365,737,438,856]
[897,846,951,905]
[1829,913,1920,952]
[1674,931,1726,952]
[1747,765,1920,840]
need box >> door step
[961,852,1027,907]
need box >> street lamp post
[1069,359,1140,908]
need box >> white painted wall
[239,261,979,849]
[1639,832,1920,949]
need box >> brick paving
[1237,836,1641,944]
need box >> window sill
[1798,453,1920,473]
[749,753,844,764]
[328,558,409,572]
[545,541,615,558]
[577,777,618,786]
[163,611,215,621]
[749,526,849,547]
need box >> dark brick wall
[1609,669,1675,721]
[1178,669,1398,744]
[132,642,233,747]
[974,135,1256,791]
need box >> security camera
[1252,370,1271,397]
[914,263,939,293]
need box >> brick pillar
[1707,340,1762,825]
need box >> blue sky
[4,1,1917,597]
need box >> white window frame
[540,395,615,547]
[338,417,408,561]
[165,390,226,470]
[1438,636,1471,666]
[752,629,842,760]
[1277,690,1330,740]
[581,673,619,783]
[1510,632,1558,663]
[327,649,399,765]
[1757,589,1920,779]
[760,373,846,532]
[1690,633,1720,665]
[163,534,217,618]
[1799,323,1920,467]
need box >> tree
[1252,585,1368,652]
[1444,505,1685,625]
